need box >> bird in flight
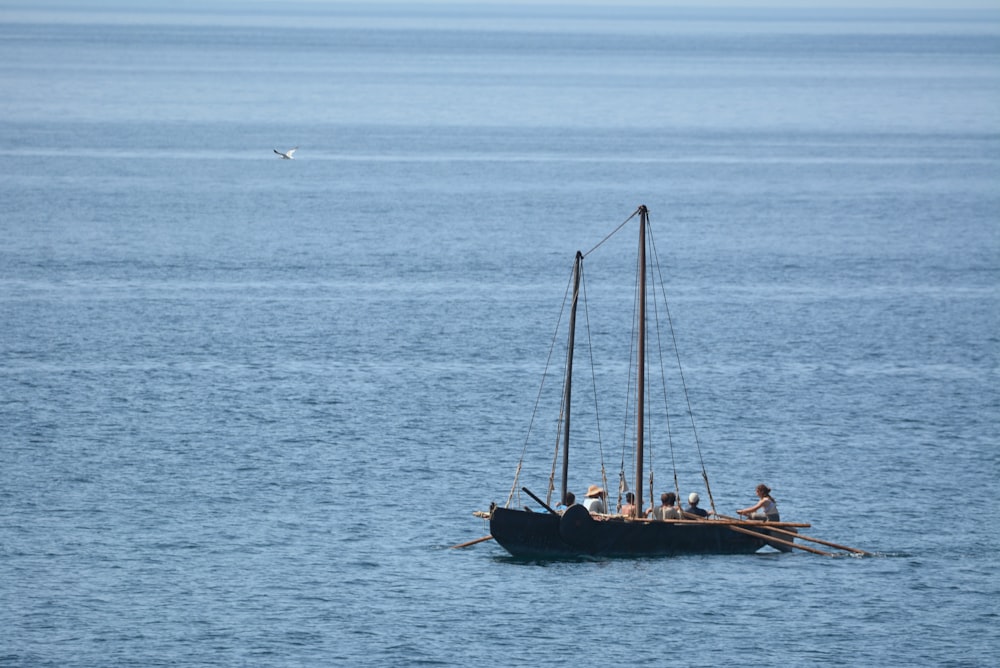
[274,147,298,160]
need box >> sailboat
[483,205,811,558]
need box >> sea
[1,1,998,666]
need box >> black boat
[483,206,809,558]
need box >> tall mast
[635,206,647,516]
[561,250,583,505]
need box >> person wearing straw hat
[685,492,708,518]
[582,485,606,514]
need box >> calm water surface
[1,3,999,666]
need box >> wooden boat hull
[490,505,768,558]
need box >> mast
[561,250,583,505]
[635,205,647,516]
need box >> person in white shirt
[737,484,780,521]
[582,485,606,514]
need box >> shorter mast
[561,250,584,505]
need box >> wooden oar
[450,535,494,549]
[717,512,869,555]
[522,486,558,514]
[728,524,834,556]
[715,512,808,526]
[759,525,872,556]
[681,517,812,528]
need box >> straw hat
[585,485,605,498]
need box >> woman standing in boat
[737,484,780,521]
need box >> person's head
[625,492,634,504]
[660,493,669,505]
[688,492,700,507]
[664,492,677,505]
[565,491,575,506]
[755,484,771,498]
[586,485,605,498]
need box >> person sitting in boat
[737,484,780,521]
[648,492,682,520]
[582,485,606,514]
[620,491,638,518]
[555,491,576,512]
[685,492,708,518]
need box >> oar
[728,524,834,556]
[718,512,869,555]
[450,535,494,549]
[759,525,872,556]
[522,486,558,514]
[679,512,810,527]
[692,516,812,528]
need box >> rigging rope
[647,222,718,516]
[580,265,610,511]
[617,243,640,511]
[582,207,643,259]
[638,215,683,507]
[506,261,577,510]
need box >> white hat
[688,492,700,505]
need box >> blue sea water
[1,2,999,666]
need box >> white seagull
[274,147,298,160]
